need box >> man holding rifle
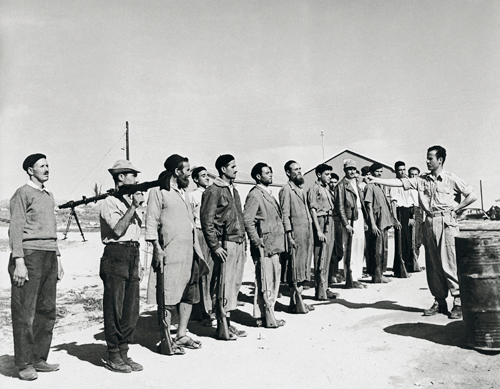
[146,154,207,353]
[307,163,338,300]
[244,162,286,328]
[279,160,314,313]
[200,154,247,340]
[99,160,144,373]
[9,153,63,381]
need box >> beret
[23,153,46,171]
[164,154,186,173]
[215,154,234,171]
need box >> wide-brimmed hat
[108,160,141,175]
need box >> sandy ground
[0,226,499,389]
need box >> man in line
[368,146,477,319]
[146,154,207,352]
[189,166,215,327]
[99,160,144,372]
[408,166,424,271]
[389,161,412,278]
[244,162,286,327]
[307,163,337,300]
[335,159,368,289]
[9,153,63,381]
[364,163,398,283]
[201,154,247,339]
[279,160,314,312]
[328,173,344,284]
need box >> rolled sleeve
[452,173,473,197]
[307,185,320,212]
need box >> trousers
[99,243,140,354]
[9,250,58,369]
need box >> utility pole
[480,180,484,211]
[321,130,325,160]
[125,121,130,160]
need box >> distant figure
[146,154,208,352]
[279,160,314,313]
[335,159,368,289]
[389,161,411,278]
[99,160,144,373]
[328,173,344,284]
[244,162,286,327]
[369,146,477,319]
[364,163,398,283]
[201,154,247,339]
[189,166,215,327]
[408,166,424,270]
[9,153,63,381]
[307,163,338,300]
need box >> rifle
[155,247,175,355]
[58,179,161,241]
[289,246,308,314]
[257,246,278,328]
[217,226,231,340]
[317,213,331,299]
[344,219,354,288]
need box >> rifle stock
[217,227,231,340]
[290,247,308,314]
[156,255,174,355]
[258,246,278,328]
[344,220,354,288]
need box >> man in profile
[9,153,63,381]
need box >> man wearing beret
[9,153,64,380]
[200,154,247,340]
[146,154,208,352]
[100,160,145,372]
[335,159,368,288]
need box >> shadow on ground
[52,342,107,367]
[384,321,469,349]
[0,354,17,378]
[313,298,423,313]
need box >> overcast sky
[1,0,499,207]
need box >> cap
[108,160,141,175]
[23,153,46,171]
[343,159,357,169]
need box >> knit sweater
[9,183,59,258]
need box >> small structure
[303,149,395,191]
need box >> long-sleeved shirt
[9,181,59,258]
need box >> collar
[316,180,327,188]
[27,180,50,193]
[288,180,302,190]
[257,184,272,195]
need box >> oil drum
[456,228,500,351]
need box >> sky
[1,0,499,208]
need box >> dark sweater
[9,184,59,258]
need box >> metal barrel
[456,227,500,351]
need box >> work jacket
[335,176,368,227]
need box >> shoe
[103,357,132,373]
[33,360,60,372]
[120,353,143,371]
[18,366,38,381]
[449,305,462,320]
[326,290,340,299]
[228,325,247,337]
[423,301,447,316]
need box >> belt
[107,241,140,247]
[426,210,452,218]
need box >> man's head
[164,154,190,189]
[343,159,357,180]
[427,145,446,172]
[251,162,273,186]
[315,163,333,186]
[329,172,340,189]
[108,159,141,186]
[361,166,371,177]
[408,166,420,178]
[394,161,406,179]
[284,160,304,186]
[215,154,237,181]
[23,153,49,185]
[191,166,210,189]
[369,162,384,178]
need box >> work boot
[33,360,60,372]
[228,324,247,338]
[18,366,38,381]
[423,299,447,316]
[120,351,143,372]
[449,297,462,319]
[103,353,132,373]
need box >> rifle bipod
[62,206,86,242]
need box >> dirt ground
[0,226,499,389]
